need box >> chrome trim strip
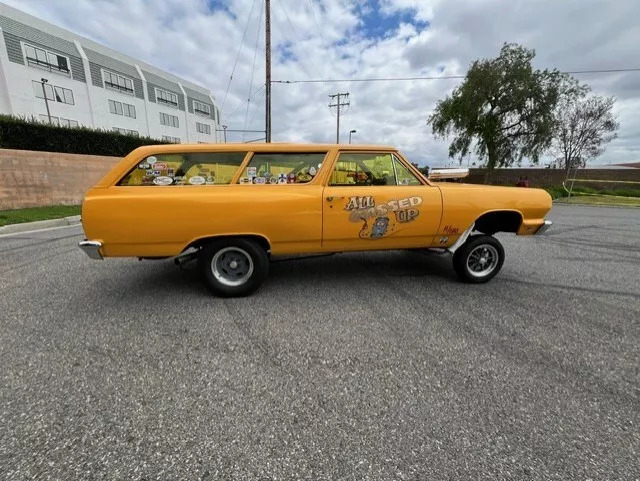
[447,222,475,254]
[79,240,103,260]
[535,220,553,235]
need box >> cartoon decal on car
[344,195,423,239]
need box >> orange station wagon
[79,143,552,296]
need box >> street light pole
[222,125,227,143]
[40,78,52,125]
[349,129,356,144]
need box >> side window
[238,152,326,184]
[393,155,422,185]
[330,153,395,186]
[118,152,247,186]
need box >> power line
[274,0,324,79]
[306,0,343,90]
[226,84,266,120]
[270,4,313,79]
[247,88,267,131]
[220,0,259,114]
[273,68,640,84]
[243,0,264,141]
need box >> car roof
[130,142,398,156]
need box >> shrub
[544,186,568,199]
[0,115,171,157]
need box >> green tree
[551,89,619,174]
[428,43,570,170]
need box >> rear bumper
[535,220,552,235]
[79,240,103,260]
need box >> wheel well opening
[186,235,271,253]
[475,211,522,235]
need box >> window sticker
[153,176,173,186]
[278,173,287,184]
[189,175,205,185]
[253,177,266,184]
[147,156,157,165]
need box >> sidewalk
[0,215,82,236]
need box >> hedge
[0,115,171,157]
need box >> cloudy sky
[6,0,640,166]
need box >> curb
[552,200,640,209]
[0,215,81,235]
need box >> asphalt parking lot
[1,204,638,480]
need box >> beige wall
[0,149,122,210]
[466,168,640,189]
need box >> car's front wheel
[452,235,504,283]
[198,238,269,297]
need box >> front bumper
[535,220,553,235]
[79,240,103,260]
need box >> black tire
[452,235,505,283]
[198,238,269,297]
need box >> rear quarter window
[118,152,247,186]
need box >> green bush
[0,115,170,157]
[544,186,568,199]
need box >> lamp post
[349,129,356,144]
[40,78,52,125]
[222,125,227,143]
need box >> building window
[193,100,211,117]
[39,115,78,127]
[196,122,211,134]
[103,70,135,95]
[160,112,179,128]
[161,135,180,143]
[24,44,70,76]
[156,88,178,107]
[108,99,136,118]
[33,81,74,105]
[113,127,139,136]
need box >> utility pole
[40,78,52,124]
[265,0,271,143]
[328,92,349,143]
[222,125,228,143]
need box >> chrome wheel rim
[211,247,254,287]
[466,244,499,278]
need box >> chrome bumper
[536,220,552,235]
[79,240,103,260]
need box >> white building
[0,2,221,143]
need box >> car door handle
[326,196,344,202]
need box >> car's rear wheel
[198,238,269,297]
[452,235,504,283]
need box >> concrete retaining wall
[0,148,121,210]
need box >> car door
[321,151,442,251]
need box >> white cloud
[4,0,640,166]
